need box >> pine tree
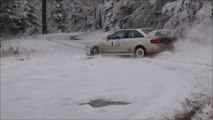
[24,0,41,35]
[0,0,12,36]
[0,0,26,35]
[0,0,41,36]
[67,0,97,31]
[50,0,68,32]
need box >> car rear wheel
[91,46,100,56]
[135,48,145,58]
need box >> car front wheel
[135,48,145,58]
[90,46,100,56]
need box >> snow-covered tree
[100,0,171,31]
[23,0,41,35]
[100,0,143,31]
[0,0,25,36]
[195,0,212,22]
[49,0,68,32]
[0,0,13,36]
[118,0,152,29]
[1,0,212,36]
[67,0,98,31]
[47,0,101,32]
[0,0,41,36]
[162,0,212,36]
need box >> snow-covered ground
[1,31,212,119]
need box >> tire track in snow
[142,58,212,73]
[130,57,212,119]
[45,38,85,50]
[142,58,212,95]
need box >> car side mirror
[106,36,111,41]
[103,37,109,41]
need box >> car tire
[135,48,145,58]
[91,46,100,56]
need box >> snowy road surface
[1,32,212,119]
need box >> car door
[102,30,127,53]
[119,30,144,53]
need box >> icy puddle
[79,99,130,108]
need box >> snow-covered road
[1,32,212,119]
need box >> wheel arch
[134,45,146,53]
[92,45,100,49]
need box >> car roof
[119,28,155,31]
[152,29,174,32]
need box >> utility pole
[42,0,47,34]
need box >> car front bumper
[85,44,92,56]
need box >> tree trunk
[42,0,47,34]
[99,12,102,28]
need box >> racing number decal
[111,40,120,47]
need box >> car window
[156,31,173,36]
[141,29,154,34]
[149,30,174,37]
[109,31,127,39]
[127,30,144,38]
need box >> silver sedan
[86,29,175,57]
